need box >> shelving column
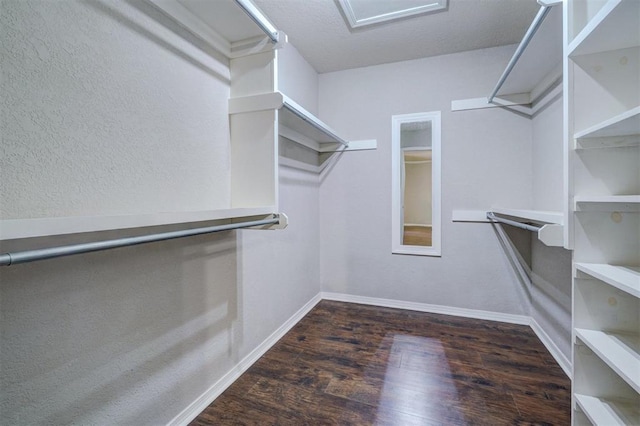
[565,0,640,424]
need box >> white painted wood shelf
[0,207,277,241]
[575,263,640,298]
[575,328,640,393]
[229,92,352,152]
[575,106,640,149]
[575,394,640,425]
[568,0,640,57]
[491,208,564,224]
[574,195,640,211]
[146,0,281,59]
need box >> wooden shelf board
[569,0,640,57]
[280,94,349,146]
[575,106,640,141]
[575,394,640,426]
[575,328,640,393]
[491,208,564,225]
[0,207,277,241]
[576,263,640,298]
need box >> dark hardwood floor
[191,301,571,425]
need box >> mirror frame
[391,111,441,256]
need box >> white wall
[317,45,533,313]
[530,96,572,361]
[277,43,318,115]
[0,1,320,424]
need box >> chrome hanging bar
[234,0,280,43]
[0,216,279,267]
[487,5,553,104]
[486,212,541,232]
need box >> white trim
[320,292,530,325]
[529,317,572,378]
[404,223,431,228]
[167,293,322,426]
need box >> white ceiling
[253,0,540,73]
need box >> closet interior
[0,0,638,424]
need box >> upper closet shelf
[146,0,283,59]
[568,0,640,57]
[0,207,277,241]
[575,106,640,149]
[452,1,562,113]
[230,92,352,152]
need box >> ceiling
[252,0,540,73]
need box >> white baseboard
[321,292,530,325]
[529,317,572,379]
[167,293,322,426]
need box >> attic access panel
[338,0,448,29]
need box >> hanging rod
[486,212,541,232]
[0,216,280,267]
[234,0,280,43]
[487,4,554,104]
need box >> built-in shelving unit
[566,0,640,423]
[487,208,564,247]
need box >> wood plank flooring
[191,301,571,425]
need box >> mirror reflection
[400,122,432,247]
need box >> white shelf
[495,5,563,100]
[146,0,280,59]
[229,92,350,151]
[574,195,640,211]
[568,0,640,57]
[575,394,640,425]
[575,107,640,149]
[491,208,564,225]
[575,328,640,393]
[0,207,277,241]
[576,263,640,298]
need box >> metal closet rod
[234,0,280,43]
[0,216,279,267]
[487,4,553,104]
[486,212,541,232]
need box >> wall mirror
[391,111,441,256]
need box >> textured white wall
[318,45,532,313]
[277,43,318,115]
[0,1,320,424]
[0,0,230,219]
[531,96,572,360]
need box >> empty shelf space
[569,0,640,57]
[575,328,640,393]
[576,263,640,298]
[574,195,640,211]
[575,394,640,426]
[490,208,563,224]
[575,107,640,149]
